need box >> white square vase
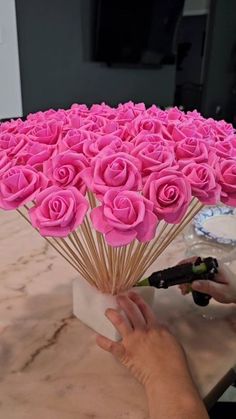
[73,275,156,341]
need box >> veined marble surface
[0,210,236,419]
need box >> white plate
[194,206,236,246]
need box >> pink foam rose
[91,190,158,246]
[186,110,204,120]
[29,186,88,237]
[129,115,163,137]
[43,151,89,194]
[175,137,209,166]
[143,169,191,223]
[99,121,126,139]
[131,132,172,147]
[116,102,146,123]
[90,103,117,120]
[167,107,185,121]
[0,118,23,134]
[207,119,235,140]
[15,142,56,170]
[170,121,204,142]
[83,134,133,159]
[131,142,177,177]
[83,134,116,158]
[182,163,221,205]
[115,103,144,131]
[128,115,172,142]
[217,159,236,206]
[146,106,168,122]
[83,114,109,131]
[0,165,48,210]
[80,152,142,198]
[0,153,12,174]
[59,129,97,153]
[96,136,134,157]
[212,139,236,159]
[28,120,62,145]
[0,132,27,158]
[27,109,57,123]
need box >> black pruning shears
[136,257,219,306]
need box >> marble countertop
[0,210,236,419]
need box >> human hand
[178,257,236,304]
[96,292,189,389]
[97,292,209,419]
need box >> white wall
[0,0,22,119]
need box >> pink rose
[0,153,12,174]
[80,152,142,198]
[175,138,209,165]
[83,134,133,159]
[171,122,202,142]
[167,107,185,121]
[15,142,56,170]
[146,106,168,122]
[0,118,23,134]
[91,190,158,246]
[90,103,116,119]
[43,151,89,194]
[212,139,236,159]
[27,109,56,123]
[132,142,177,177]
[0,165,48,210]
[217,160,236,206]
[143,169,191,223]
[29,186,88,237]
[96,135,134,156]
[182,163,221,204]
[128,115,163,138]
[132,132,172,147]
[59,129,97,153]
[116,102,146,124]
[207,119,235,140]
[83,134,116,158]
[186,110,204,120]
[29,120,62,145]
[0,132,27,158]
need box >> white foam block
[73,276,156,341]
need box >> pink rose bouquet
[1,102,236,294]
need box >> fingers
[96,335,125,359]
[178,284,191,295]
[127,291,158,326]
[117,294,146,329]
[191,279,227,297]
[105,307,132,337]
[216,265,232,284]
[177,256,198,265]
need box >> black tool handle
[192,290,211,307]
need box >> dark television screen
[93,0,185,66]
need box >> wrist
[144,365,197,397]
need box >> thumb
[192,280,226,297]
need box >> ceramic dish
[194,206,236,246]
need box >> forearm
[145,372,209,419]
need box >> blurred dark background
[1,0,236,125]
